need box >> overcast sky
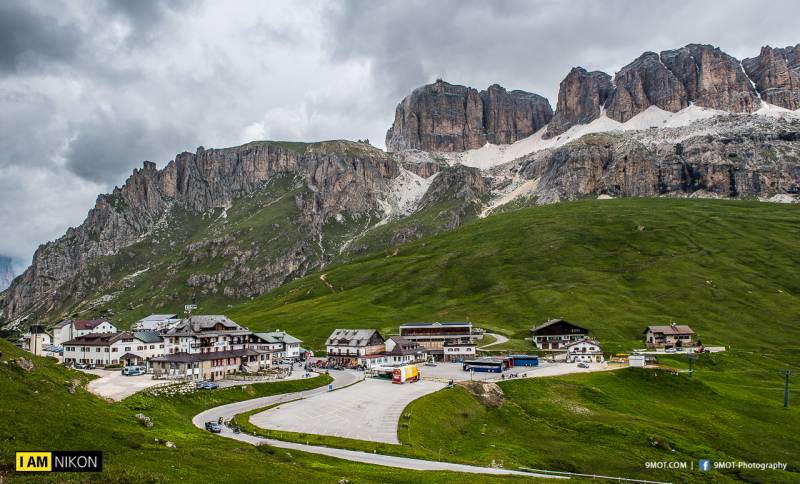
[1,0,798,273]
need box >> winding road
[478,332,510,350]
[192,369,563,479]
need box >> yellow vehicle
[392,365,420,384]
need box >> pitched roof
[166,315,247,335]
[150,348,264,363]
[644,325,694,335]
[132,331,163,343]
[138,314,178,321]
[120,352,144,360]
[387,335,414,345]
[63,331,131,346]
[254,331,302,344]
[53,319,72,329]
[564,339,601,348]
[326,329,383,347]
[73,319,113,331]
[530,319,589,333]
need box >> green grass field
[224,198,800,482]
[229,198,800,354]
[4,198,800,482]
[0,340,529,483]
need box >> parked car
[74,363,87,369]
[204,421,222,433]
[122,366,146,376]
[577,362,589,368]
[665,348,677,354]
[196,381,219,390]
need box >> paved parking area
[84,369,165,401]
[250,378,446,444]
[419,361,612,382]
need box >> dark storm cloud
[2,0,800,270]
[0,2,82,72]
[324,0,800,103]
[64,112,191,184]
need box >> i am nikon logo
[16,451,103,472]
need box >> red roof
[73,319,112,330]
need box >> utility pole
[781,369,794,408]
[685,353,698,378]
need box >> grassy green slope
[224,197,800,481]
[405,362,800,482]
[0,340,526,483]
[229,198,800,353]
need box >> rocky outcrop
[743,44,800,110]
[481,85,552,145]
[545,68,613,137]
[549,44,763,134]
[386,80,552,152]
[0,141,404,322]
[606,52,688,122]
[519,116,800,202]
[659,44,759,113]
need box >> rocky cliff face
[0,140,489,324]
[0,257,13,292]
[545,68,613,137]
[660,44,759,113]
[516,115,800,203]
[743,44,800,110]
[605,52,688,123]
[481,85,553,145]
[549,44,765,134]
[4,41,799,329]
[385,80,552,152]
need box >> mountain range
[1,42,799,330]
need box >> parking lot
[84,368,165,401]
[418,361,611,382]
[250,378,446,444]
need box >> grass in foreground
[232,352,800,483]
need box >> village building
[149,348,269,380]
[442,339,477,362]
[133,314,182,332]
[163,315,251,354]
[383,336,426,365]
[565,339,604,363]
[250,331,303,361]
[149,315,270,380]
[63,331,164,366]
[53,319,118,346]
[326,329,385,364]
[17,325,52,356]
[358,354,391,369]
[530,319,590,350]
[398,322,474,349]
[644,324,696,349]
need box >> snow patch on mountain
[443,104,799,170]
[480,178,540,217]
[386,168,438,217]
